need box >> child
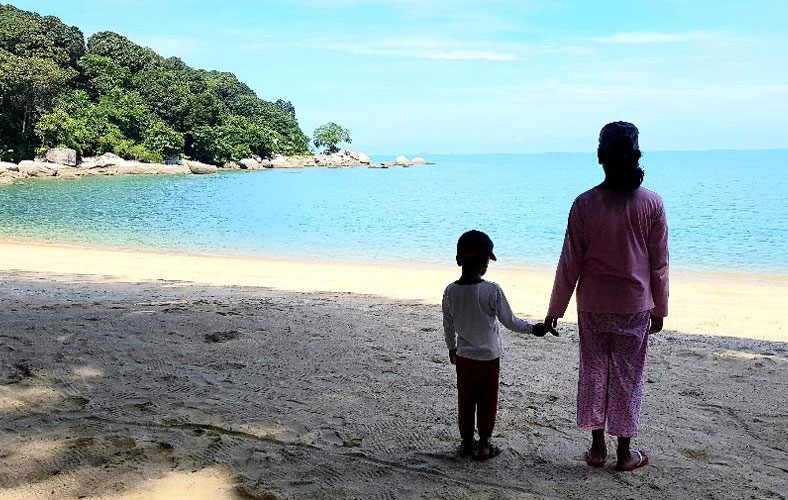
[442,230,549,460]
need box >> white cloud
[589,31,728,45]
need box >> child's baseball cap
[456,230,497,261]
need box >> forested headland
[0,3,310,165]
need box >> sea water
[1,150,786,273]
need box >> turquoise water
[1,150,787,273]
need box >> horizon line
[368,147,788,156]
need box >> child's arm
[442,288,457,364]
[492,286,534,334]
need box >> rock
[79,160,98,169]
[45,148,78,166]
[411,157,427,165]
[0,176,14,185]
[0,161,18,172]
[270,154,290,167]
[222,161,241,170]
[18,161,56,177]
[187,161,218,174]
[94,152,125,167]
[395,155,409,165]
[113,162,190,175]
[357,152,371,164]
[55,168,80,179]
[239,158,262,170]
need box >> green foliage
[275,99,296,119]
[143,120,184,159]
[1,5,314,164]
[313,122,351,154]
[0,4,85,68]
[35,88,180,162]
[78,54,130,98]
[192,115,279,165]
[87,31,162,73]
[0,49,76,160]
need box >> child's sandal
[474,443,501,461]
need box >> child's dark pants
[456,355,500,440]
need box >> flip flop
[474,443,501,461]
[582,450,607,467]
[615,450,650,471]
[457,440,476,458]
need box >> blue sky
[10,0,788,153]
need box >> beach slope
[1,272,786,499]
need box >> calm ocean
[1,150,786,273]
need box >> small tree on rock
[313,122,351,154]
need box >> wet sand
[1,270,787,499]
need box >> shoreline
[1,240,787,342]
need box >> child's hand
[533,322,560,337]
[448,349,457,365]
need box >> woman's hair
[597,121,645,191]
[598,149,644,191]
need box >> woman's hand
[649,315,664,334]
[544,316,560,336]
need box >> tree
[313,122,351,154]
[1,5,314,163]
[86,31,162,73]
[78,53,130,98]
[192,115,279,165]
[275,99,296,119]
[0,50,76,160]
[0,4,85,68]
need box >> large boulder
[239,158,262,170]
[45,148,78,166]
[0,161,18,172]
[18,161,56,177]
[411,157,427,165]
[94,152,125,167]
[395,155,410,165]
[270,154,290,168]
[357,152,371,164]
[187,161,218,174]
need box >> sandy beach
[1,242,787,499]
[1,241,787,341]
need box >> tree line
[0,3,311,164]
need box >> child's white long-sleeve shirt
[442,280,533,361]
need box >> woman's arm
[547,201,585,319]
[648,200,669,321]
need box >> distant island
[0,3,435,182]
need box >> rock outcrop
[44,148,78,166]
[18,161,57,177]
[94,152,125,167]
[186,161,218,174]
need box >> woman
[545,121,669,471]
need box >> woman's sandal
[614,450,650,471]
[474,443,501,461]
[582,449,607,467]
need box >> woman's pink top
[547,186,669,318]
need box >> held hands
[533,316,560,337]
